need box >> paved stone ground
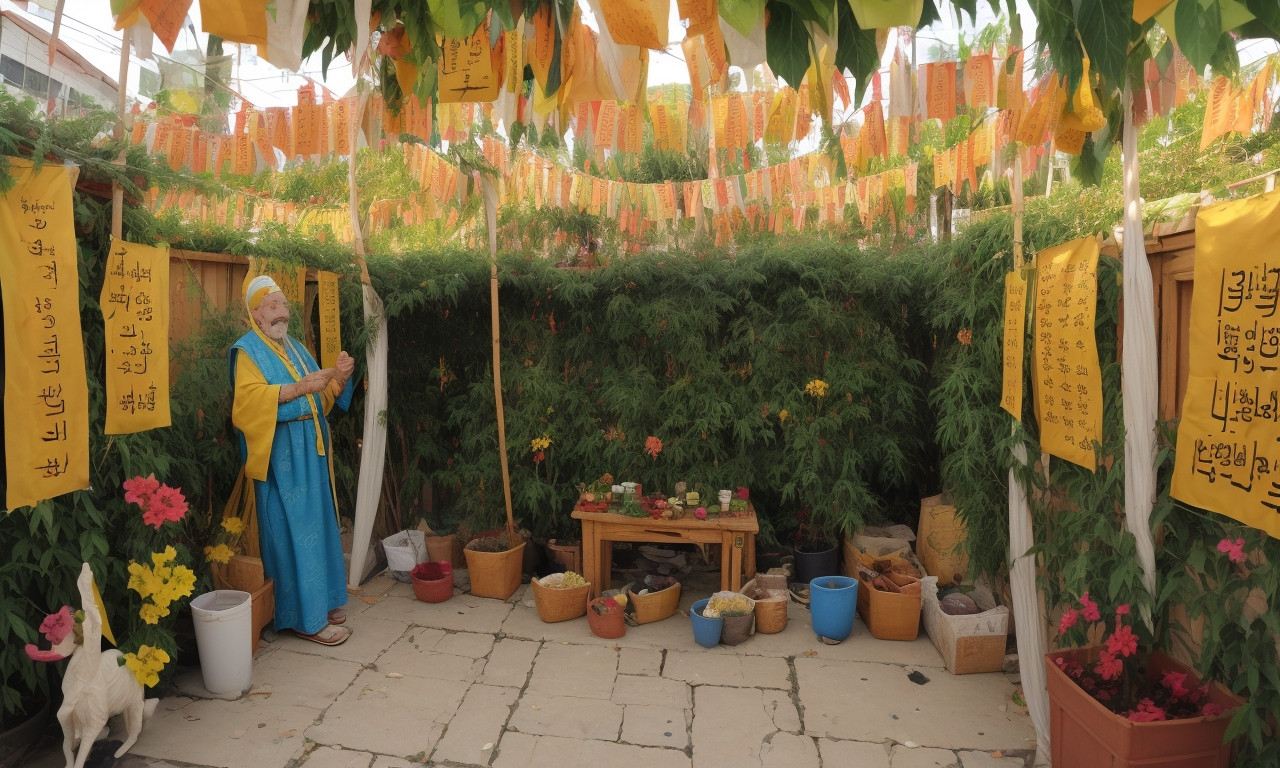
[24,564,1036,768]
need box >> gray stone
[298,745,374,768]
[760,732,820,768]
[525,643,617,699]
[303,668,463,756]
[958,749,1030,768]
[612,674,691,709]
[130,696,318,768]
[375,630,485,682]
[691,685,801,768]
[618,647,664,676]
[481,638,541,687]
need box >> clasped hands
[288,352,355,400]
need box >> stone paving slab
[620,703,690,749]
[690,685,804,768]
[663,649,792,689]
[375,629,487,682]
[492,732,691,768]
[303,667,464,758]
[129,695,318,768]
[480,637,540,687]
[431,683,521,765]
[524,643,617,699]
[818,738,894,768]
[795,657,1034,751]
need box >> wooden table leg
[744,532,756,580]
[719,532,732,591]
[600,539,613,592]
[728,533,744,592]
[581,521,599,599]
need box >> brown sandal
[295,624,351,646]
[327,608,347,625]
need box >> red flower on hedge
[644,436,663,459]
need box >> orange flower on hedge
[957,329,973,346]
[644,436,663,459]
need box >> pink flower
[1095,651,1123,681]
[1115,604,1130,616]
[24,644,69,662]
[1161,670,1190,698]
[694,507,707,519]
[1080,591,1101,622]
[1202,703,1223,717]
[1216,537,1246,564]
[1106,624,1139,658]
[1127,699,1167,722]
[140,484,188,528]
[1058,608,1080,635]
[38,606,74,644]
[735,487,749,500]
[644,435,663,459]
[123,474,160,508]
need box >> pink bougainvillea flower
[735,487,749,500]
[1115,604,1130,616]
[122,474,160,507]
[1106,624,1139,658]
[1095,651,1123,681]
[1216,537,1246,564]
[38,605,74,644]
[1202,702,1223,717]
[1058,608,1080,635]
[1079,591,1101,622]
[1161,670,1190,698]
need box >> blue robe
[229,331,354,635]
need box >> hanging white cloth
[1120,85,1160,603]
[347,283,389,588]
[1009,448,1051,766]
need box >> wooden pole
[112,26,133,242]
[482,175,516,540]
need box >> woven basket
[531,576,591,622]
[464,542,525,600]
[754,597,788,634]
[627,582,682,624]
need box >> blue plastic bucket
[809,575,859,642]
[690,598,723,648]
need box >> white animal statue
[26,563,158,768]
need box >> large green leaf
[917,0,943,28]
[1175,0,1222,72]
[781,0,838,34]
[1073,0,1137,92]
[765,1,813,88]
[1037,0,1084,93]
[835,1,879,104]
[427,0,489,40]
[721,0,767,37]
[1243,0,1280,36]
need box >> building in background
[0,8,117,114]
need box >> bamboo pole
[112,26,133,242]
[482,175,516,540]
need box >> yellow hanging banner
[438,19,500,104]
[1172,192,1280,540]
[1034,236,1104,469]
[1001,269,1028,419]
[317,270,342,370]
[101,237,171,434]
[0,159,90,510]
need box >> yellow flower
[204,543,235,564]
[127,562,161,600]
[530,434,552,453]
[151,546,177,566]
[221,517,246,535]
[804,379,829,398]
[778,409,789,423]
[138,602,168,625]
[123,645,171,687]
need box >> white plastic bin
[190,590,253,694]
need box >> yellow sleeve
[232,350,280,482]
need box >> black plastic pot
[794,541,840,584]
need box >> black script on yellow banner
[101,237,171,434]
[1001,269,1027,419]
[1034,236,1104,469]
[0,159,89,509]
[1173,192,1280,539]
[317,270,341,369]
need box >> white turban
[245,275,282,312]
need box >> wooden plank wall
[169,249,250,344]
[1145,229,1197,421]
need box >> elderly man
[229,275,355,646]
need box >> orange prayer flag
[683,35,713,99]
[140,0,193,53]
[599,0,669,49]
[595,100,618,149]
[964,53,994,111]
[926,62,957,121]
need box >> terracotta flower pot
[1045,648,1244,768]
[410,562,454,603]
[586,597,626,639]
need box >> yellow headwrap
[245,274,282,312]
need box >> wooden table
[571,503,758,599]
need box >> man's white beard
[265,319,288,341]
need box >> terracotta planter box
[1045,648,1244,768]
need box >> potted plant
[792,507,840,584]
[463,529,526,600]
[1046,592,1244,768]
[409,561,454,603]
[703,593,755,646]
